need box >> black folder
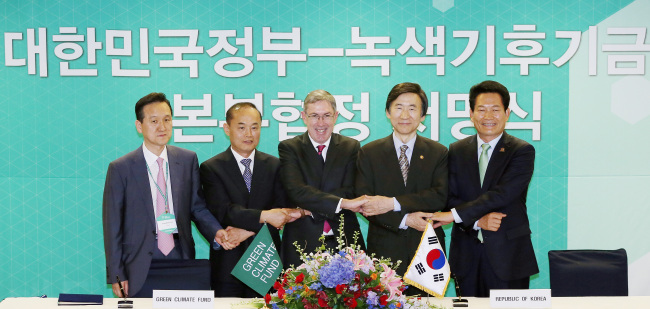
[57,293,103,305]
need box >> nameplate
[490,289,551,308]
[152,290,214,309]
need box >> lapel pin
[500,147,505,152]
[420,155,424,159]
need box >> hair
[302,89,337,112]
[468,80,510,111]
[135,92,172,122]
[385,82,428,116]
[225,102,262,125]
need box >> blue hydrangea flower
[318,257,355,288]
[366,291,379,306]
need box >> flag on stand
[403,222,451,298]
[231,224,283,296]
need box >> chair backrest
[548,248,628,297]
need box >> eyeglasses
[306,113,334,122]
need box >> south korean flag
[403,222,450,298]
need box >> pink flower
[380,264,403,300]
[345,249,375,273]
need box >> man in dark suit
[432,80,538,297]
[103,92,231,298]
[278,89,367,268]
[356,82,448,285]
[200,102,303,297]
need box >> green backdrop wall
[2,0,649,299]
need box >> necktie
[477,144,490,243]
[479,143,491,186]
[156,157,174,256]
[399,145,409,186]
[317,145,326,165]
[241,158,252,192]
[317,145,332,233]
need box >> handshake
[214,208,312,250]
[339,195,396,217]
[340,196,507,233]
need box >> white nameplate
[490,289,551,308]
[152,290,214,309]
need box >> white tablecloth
[2,296,649,308]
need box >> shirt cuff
[473,221,481,231]
[335,198,342,214]
[399,214,408,230]
[451,208,462,223]
[212,240,222,250]
[393,197,401,212]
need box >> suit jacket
[199,148,287,296]
[356,134,448,276]
[448,132,538,281]
[278,132,364,267]
[103,145,223,296]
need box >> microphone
[452,273,468,307]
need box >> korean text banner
[2,0,649,298]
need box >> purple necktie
[317,145,331,233]
[156,157,174,256]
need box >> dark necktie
[317,144,326,165]
[317,145,331,233]
[399,145,409,186]
[241,158,252,192]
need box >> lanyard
[146,159,170,213]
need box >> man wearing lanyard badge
[103,92,233,298]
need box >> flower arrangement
[263,220,442,309]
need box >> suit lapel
[322,134,338,182]
[406,135,426,191]
[464,136,482,191]
[167,146,183,217]
[132,146,157,225]
[482,133,509,190]
[224,148,250,197]
[249,151,266,202]
[381,135,406,190]
[301,133,323,187]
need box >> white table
[2,296,649,308]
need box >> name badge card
[153,290,214,309]
[490,289,552,308]
[156,213,177,234]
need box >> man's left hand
[214,229,238,250]
[361,196,394,216]
[430,211,454,228]
[225,226,255,244]
[405,212,434,231]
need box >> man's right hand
[112,280,128,298]
[405,212,434,232]
[225,226,255,244]
[260,208,292,229]
[478,212,507,231]
[340,196,368,212]
[215,229,238,250]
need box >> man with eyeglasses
[355,82,448,295]
[278,89,367,268]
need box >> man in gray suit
[103,92,231,298]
